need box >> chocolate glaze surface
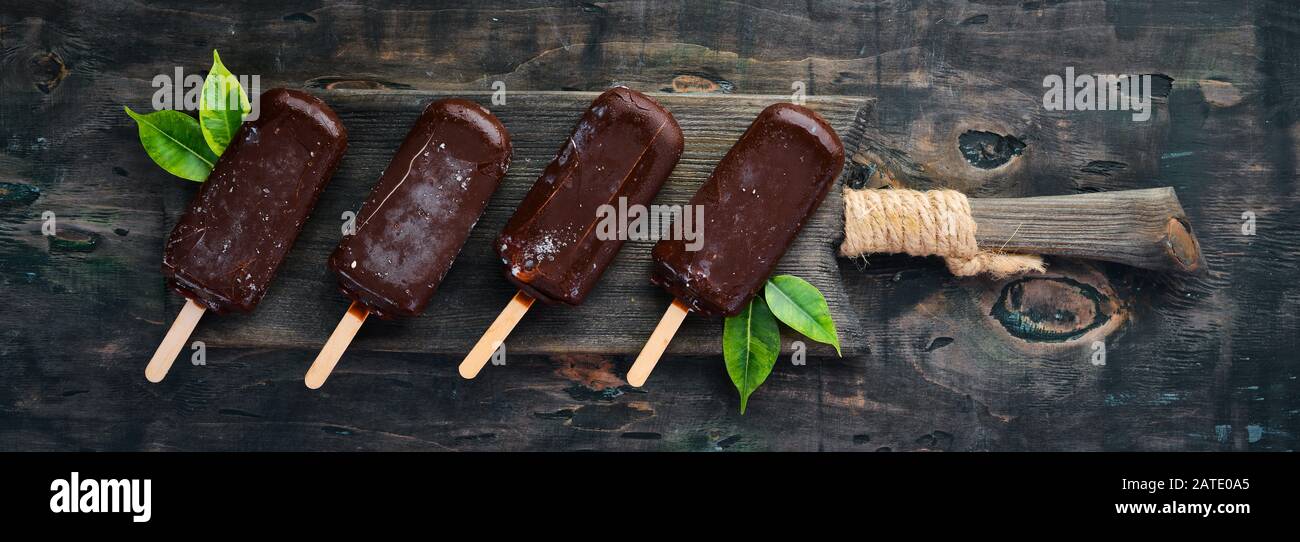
[497,87,683,305]
[330,99,511,318]
[163,88,348,314]
[650,103,844,317]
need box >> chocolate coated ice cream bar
[651,102,844,317]
[305,99,512,389]
[163,88,348,313]
[148,88,348,383]
[497,86,684,305]
[459,87,683,379]
[628,102,844,387]
[330,99,511,319]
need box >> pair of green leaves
[124,50,250,181]
[723,275,840,414]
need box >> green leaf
[724,296,781,414]
[764,275,841,356]
[123,106,218,182]
[198,49,250,155]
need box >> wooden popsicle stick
[626,299,691,387]
[145,298,207,383]
[458,291,535,379]
[305,301,370,389]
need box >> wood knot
[667,74,732,94]
[0,182,41,207]
[957,130,1025,169]
[990,276,1117,342]
[1164,216,1203,273]
[48,227,101,253]
[579,2,609,14]
[27,51,70,94]
[1198,79,1242,108]
[844,152,901,189]
[553,354,619,382]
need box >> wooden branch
[970,187,1203,273]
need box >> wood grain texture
[157,90,870,356]
[1,0,1297,452]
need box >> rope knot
[840,188,1045,278]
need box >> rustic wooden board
[161,91,871,356]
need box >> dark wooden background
[1,0,1297,451]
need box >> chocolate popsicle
[305,99,512,389]
[146,88,348,383]
[627,102,844,386]
[459,87,683,379]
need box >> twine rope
[840,188,1046,278]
